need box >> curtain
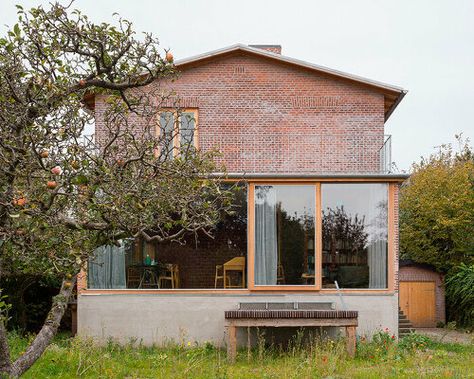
[255,186,278,285]
[368,240,387,288]
[88,243,127,289]
[366,184,388,288]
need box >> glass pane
[180,112,195,146]
[89,184,248,289]
[159,112,175,159]
[321,183,388,289]
[255,185,315,286]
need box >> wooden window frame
[246,179,395,294]
[78,179,397,295]
[247,182,321,291]
[155,108,199,158]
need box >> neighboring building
[77,44,409,345]
[399,260,446,328]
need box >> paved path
[416,328,473,345]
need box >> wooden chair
[159,264,179,288]
[277,264,286,284]
[215,265,231,288]
[127,267,141,288]
[139,267,159,288]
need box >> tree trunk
[0,257,13,377]
[7,276,76,378]
[0,320,12,377]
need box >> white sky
[2,0,473,171]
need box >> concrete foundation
[77,292,399,347]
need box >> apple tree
[0,3,231,377]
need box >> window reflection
[88,183,248,289]
[321,183,388,289]
[255,185,315,286]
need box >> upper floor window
[157,109,198,159]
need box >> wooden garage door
[399,281,436,327]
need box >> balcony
[380,135,392,174]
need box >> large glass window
[88,183,247,289]
[321,183,388,289]
[254,185,315,286]
[87,181,391,292]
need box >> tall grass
[446,263,474,328]
[7,330,474,379]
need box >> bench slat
[225,310,358,319]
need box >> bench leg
[226,324,237,363]
[345,326,356,357]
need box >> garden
[8,330,474,378]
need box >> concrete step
[398,307,416,336]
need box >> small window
[157,109,198,159]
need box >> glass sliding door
[321,183,388,289]
[254,185,316,286]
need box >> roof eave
[209,173,410,182]
[385,90,408,122]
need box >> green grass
[7,331,474,379]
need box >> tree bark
[0,257,13,377]
[7,276,76,378]
[0,320,12,378]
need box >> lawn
[8,331,474,378]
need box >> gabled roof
[175,44,407,121]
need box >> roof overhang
[209,173,410,182]
[175,44,407,121]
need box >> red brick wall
[399,266,446,324]
[394,184,400,291]
[95,53,386,174]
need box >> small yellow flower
[187,341,191,347]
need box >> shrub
[446,264,474,328]
[356,329,396,360]
[398,332,433,352]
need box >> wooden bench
[224,303,358,362]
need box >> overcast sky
[2,0,473,171]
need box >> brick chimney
[249,44,282,54]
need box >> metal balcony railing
[379,135,392,174]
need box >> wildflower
[391,335,395,340]
[322,355,328,364]
[187,341,192,347]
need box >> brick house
[77,44,409,345]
